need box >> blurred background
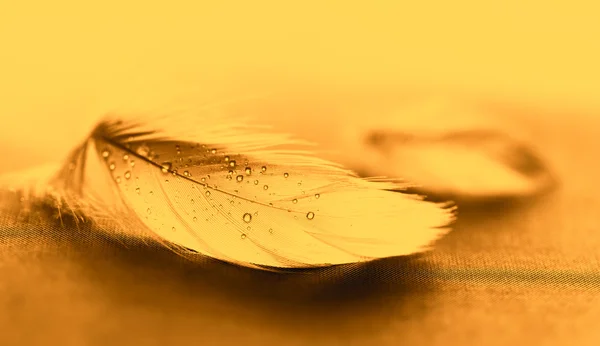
[0,0,599,174]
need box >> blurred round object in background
[339,96,557,201]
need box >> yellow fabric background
[1,111,599,345]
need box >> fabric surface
[1,102,599,346]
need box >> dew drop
[190,198,194,204]
[183,171,190,177]
[245,167,252,175]
[263,185,269,190]
[147,208,151,214]
[109,162,116,171]
[149,191,153,195]
[241,233,247,239]
[284,173,289,178]
[261,166,267,173]
[123,154,129,161]
[130,160,135,167]
[242,213,252,223]
[205,191,211,197]
[306,212,315,220]
[124,171,131,179]
[135,187,140,194]
[137,144,150,157]
[224,156,230,162]
[268,228,273,234]
[246,226,251,231]
[297,182,302,186]
[229,160,236,168]
[211,148,217,154]
[193,216,197,222]
[292,199,298,204]
[315,193,320,199]
[236,175,244,182]
[161,162,172,174]
[102,150,110,159]
[115,177,121,183]
[201,177,206,183]
[172,227,176,232]
[165,179,169,183]
[254,180,259,185]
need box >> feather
[352,97,556,200]
[5,106,455,271]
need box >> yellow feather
[18,108,455,270]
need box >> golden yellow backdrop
[0,1,598,173]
